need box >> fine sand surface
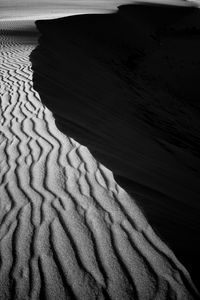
[0,0,196,21]
[0,9,199,300]
[31,3,200,294]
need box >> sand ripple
[0,31,199,300]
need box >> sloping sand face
[0,27,199,300]
[30,3,200,293]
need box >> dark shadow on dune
[30,3,200,293]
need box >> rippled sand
[0,28,199,299]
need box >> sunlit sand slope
[0,31,199,299]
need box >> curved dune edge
[0,30,199,300]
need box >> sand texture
[0,6,200,300]
[30,3,200,293]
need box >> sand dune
[30,3,200,295]
[0,19,199,300]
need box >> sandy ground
[0,0,197,22]
[0,26,199,300]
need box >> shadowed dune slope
[30,3,200,291]
[1,29,199,299]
